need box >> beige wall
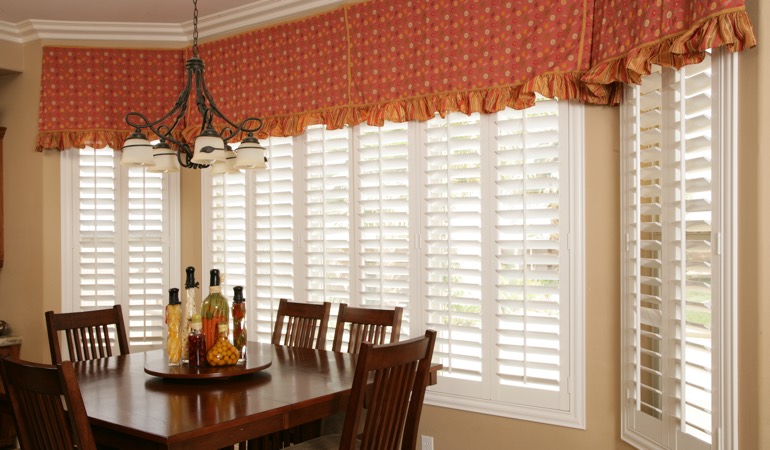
[0,3,767,448]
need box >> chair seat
[320,408,366,436]
[290,434,360,450]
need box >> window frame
[201,103,585,428]
[619,49,737,450]
[60,147,181,353]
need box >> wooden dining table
[74,342,359,450]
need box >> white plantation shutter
[304,126,352,306]
[621,50,736,450]
[62,147,179,351]
[253,136,295,342]
[426,100,577,416]
[423,111,485,388]
[355,121,412,338]
[208,170,247,298]
[200,105,585,426]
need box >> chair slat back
[0,357,97,450]
[331,304,404,354]
[339,329,437,450]
[271,299,331,350]
[45,305,130,363]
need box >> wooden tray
[144,344,272,379]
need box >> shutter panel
[494,99,566,408]
[125,166,167,346]
[72,147,176,350]
[209,170,247,299]
[622,52,718,450]
[676,56,714,448]
[304,126,351,305]
[355,121,411,337]
[78,147,119,310]
[423,111,485,391]
[253,136,295,342]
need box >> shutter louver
[622,51,720,450]
[253,136,295,342]
[495,100,564,401]
[125,167,166,346]
[72,147,176,350]
[356,121,411,337]
[424,112,484,384]
[305,126,351,305]
[209,170,247,297]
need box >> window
[202,101,585,426]
[61,147,180,352]
[620,49,737,450]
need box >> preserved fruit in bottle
[207,323,239,367]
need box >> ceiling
[0,0,345,43]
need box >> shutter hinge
[625,233,630,252]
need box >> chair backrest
[0,356,97,450]
[271,299,331,350]
[331,304,403,353]
[45,305,130,363]
[339,329,437,450]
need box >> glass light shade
[147,143,179,173]
[191,128,225,165]
[233,137,267,169]
[120,131,155,167]
[210,146,240,175]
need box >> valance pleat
[35,0,756,151]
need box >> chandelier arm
[124,66,195,145]
[197,70,264,141]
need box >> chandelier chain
[192,0,199,56]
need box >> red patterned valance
[35,0,756,151]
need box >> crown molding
[0,0,346,45]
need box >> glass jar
[206,323,239,367]
[231,286,246,364]
[187,313,206,367]
[201,269,229,352]
[181,266,199,363]
[165,288,182,366]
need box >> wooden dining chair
[0,356,97,450]
[290,329,437,450]
[271,299,331,350]
[331,304,404,354]
[321,304,404,436]
[45,304,130,363]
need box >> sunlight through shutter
[74,147,174,349]
[253,136,296,342]
[622,52,719,450]
[305,126,351,305]
[494,100,565,407]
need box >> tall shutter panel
[304,126,351,305]
[622,51,722,450]
[125,166,167,346]
[209,171,247,299]
[71,147,177,350]
[355,121,411,337]
[423,111,485,390]
[494,99,566,408]
[77,147,119,310]
[253,136,295,342]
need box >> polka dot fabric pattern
[34,0,755,150]
[36,47,186,151]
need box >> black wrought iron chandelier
[120,0,266,173]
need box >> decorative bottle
[187,313,206,367]
[201,269,229,352]
[181,266,199,363]
[231,286,246,364]
[165,288,182,366]
[206,322,239,367]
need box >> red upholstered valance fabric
[35,0,756,151]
